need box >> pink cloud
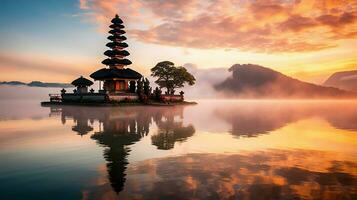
[79,0,357,52]
[317,12,357,27]
[79,0,89,10]
[248,1,287,19]
[143,0,198,19]
[278,15,318,32]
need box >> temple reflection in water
[49,105,195,193]
[42,101,357,199]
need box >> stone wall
[62,93,107,103]
[108,93,139,102]
[161,95,184,102]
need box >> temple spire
[102,14,131,69]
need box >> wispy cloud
[79,0,89,10]
[79,0,357,53]
[0,52,95,82]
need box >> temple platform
[41,100,197,107]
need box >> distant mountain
[27,81,72,88]
[0,81,72,88]
[215,64,356,98]
[0,81,26,86]
[323,70,357,92]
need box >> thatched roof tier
[104,50,130,57]
[89,14,141,81]
[71,76,93,86]
[72,125,93,136]
[111,14,124,24]
[107,35,127,41]
[109,24,125,29]
[109,29,126,35]
[102,58,132,66]
[91,68,142,80]
[106,42,129,48]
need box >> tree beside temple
[151,61,196,94]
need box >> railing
[49,94,61,102]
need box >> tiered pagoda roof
[91,68,142,80]
[71,76,93,86]
[91,14,142,80]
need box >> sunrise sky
[0,0,356,84]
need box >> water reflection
[0,101,348,199]
[48,105,195,193]
[214,101,357,137]
[43,101,357,199]
[121,150,357,200]
[152,115,195,150]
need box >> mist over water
[0,86,356,199]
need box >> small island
[41,15,196,107]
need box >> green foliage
[151,61,196,94]
[154,87,162,101]
[136,79,143,95]
[129,81,136,93]
[143,78,151,96]
[137,78,149,103]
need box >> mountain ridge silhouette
[215,64,356,98]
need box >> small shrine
[71,76,93,94]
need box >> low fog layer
[181,63,231,98]
[1,63,355,100]
[0,85,65,100]
[146,63,231,99]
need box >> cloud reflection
[98,150,357,200]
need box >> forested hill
[323,70,357,92]
[215,64,356,98]
[0,81,72,88]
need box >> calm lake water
[0,98,356,200]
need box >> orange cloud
[317,12,357,27]
[278,15,318,32]
[248,0,287,20]
[79,0,357,53]
[144,0,198,20]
